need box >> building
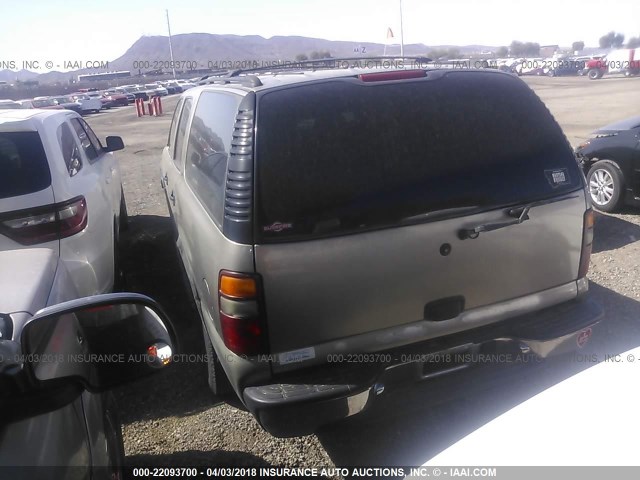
[77,71,131,82]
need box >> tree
[428,47,461,60]
[599,31,625,49]
[571,41,585,52]
[613,33,625,47]
[309,50,332,60]
[496,46,509,57]
[628,37,640,48]
[295,54,308,62]
[509,41,540,57]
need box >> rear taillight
[358,70,427,82]
[218,270,268,356]
[0,196,88,245]
[578,209,594,278]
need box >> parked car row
[0,79,193,114]
[495,48,640,79]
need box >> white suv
[0,109,127,297]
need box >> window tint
[0,132,51,199]
[173,98,193,169]
[185,92,240,227]
[256,72,582,242]
[79,118,103,155]
[167,98,184,150]
[58,122,82,176]
[70,118,98,161]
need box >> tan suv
[161,62,603,437]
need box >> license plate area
[420,343,479,379]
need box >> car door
[64,118,116,295]
[162,97,196,280]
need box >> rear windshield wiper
[400,206,481,225]
[458,194,580,240]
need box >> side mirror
[21,293,176,391]
[105,135,125,152]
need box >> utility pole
[166,9,177,79]
[399,0,405,57]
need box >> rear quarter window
[255,71,582,242]
[0,132,51,199]
[185,92,241,227]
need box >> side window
[167,98,184,150]
[58,122,82,177]
[70,118,98,162]
[185,92,241,227]
[78,118,103,155]
[173,98,193,170]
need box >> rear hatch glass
[255,71,582,242]
[0,131,51,200]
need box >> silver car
[0,249,176,476]
[161,64,603,437]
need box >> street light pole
[399,0,405,57]
[166,9,177,79]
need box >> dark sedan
[575,115,640,212]
[50,96,84,114]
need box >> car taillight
[578,209,594,278]
[218,270,268,356]
[358,70,427,82]
[0,196,88,245]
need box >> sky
[1,0,639,71]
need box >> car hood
[423,345,640,466]
[594,115,640,134]
[0,249,58,316]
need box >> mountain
[0,34,499,85]
[108,34,497,71]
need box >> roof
[0,108,75,126]
[596,115,640,132]
[194,64,510,93]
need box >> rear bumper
[243,297,603,437]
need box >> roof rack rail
[226,56,433,77]
[197,73,263,87]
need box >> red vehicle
[101,92,129,107]
[584,49,640,79]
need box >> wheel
[588,69,602,80]
[119,189,129,232]
[624,70,633,77]
[112,224,126,292]
[587,160,624,212]
[103,393,124,479]
[546,69,555,77]
[202,322,232,397]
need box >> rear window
[255,71,582,242]
[0,132,51,199]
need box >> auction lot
[85,74,640,470]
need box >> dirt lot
[85,74,640,469]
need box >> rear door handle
[170,191,176,206]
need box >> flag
[387,27,394,39]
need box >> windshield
[31,98,55,107]
[256,72,582,242]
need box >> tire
[546,69,555,77]
[202,322,232,397]
[103,393,125,479]
[113,224,126,292]
[587,160,625,212]
[588,69,602,80]
[119,189,129,232]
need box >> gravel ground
[85,75,640,470]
